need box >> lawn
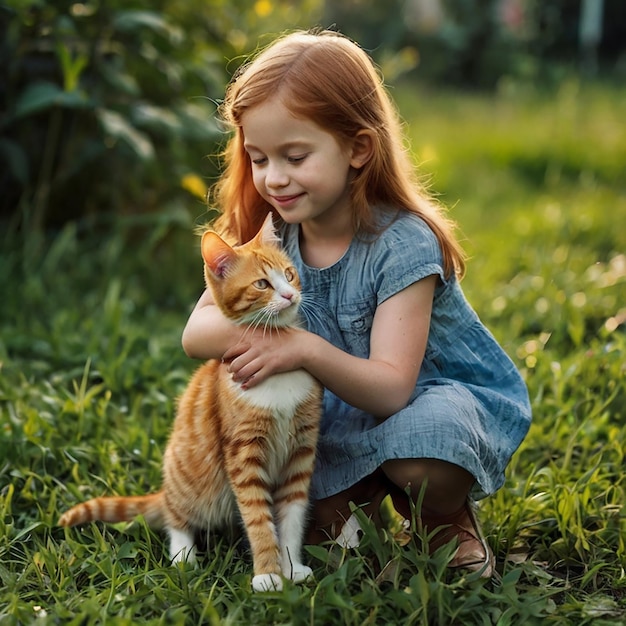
[1,77,625,625]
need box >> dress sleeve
[372,215,447,306]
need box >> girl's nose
[265,162,289,188]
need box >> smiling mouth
[271,193,303,203]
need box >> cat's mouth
[269,300,300,325]
[241,302,300,329]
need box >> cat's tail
[58,491,165,529]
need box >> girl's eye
[284,267,295,282]
[254,278,270,289]
[251,157,267,166]
[287,154,307,164]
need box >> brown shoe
[421,501,495,578]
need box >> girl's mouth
[271,193,303,208]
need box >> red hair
[211,30,465,278]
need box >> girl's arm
[224,275,437,420]
[181,289,243,360]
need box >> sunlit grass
[1,78,625,624]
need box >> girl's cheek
[251,172,265,194]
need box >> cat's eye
[284,267,295,282]
[254,278,270,290]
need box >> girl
[182,29,531,577]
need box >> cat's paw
[252,573,283,592]
[286,563,313,583]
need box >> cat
[58,214,323,592]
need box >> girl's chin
[271,208,306,224]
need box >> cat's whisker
[299,297,326,330]
[241,312,271,342]
[250,308,270,332]
[240,324,255,342]
[256,310,273,334]
[267,322,281,340]
[261,314,271,339]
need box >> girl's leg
[306,459,493,577]
[306,470,388,544]
[381,458,474,515]
[382,458,494,576]
[305,460,472,542]
[306,459,473,540]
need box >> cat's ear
[255,213,281,247]
[201,232,236,278]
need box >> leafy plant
[0,0,327,233]
[0,2,228,231]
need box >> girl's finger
[222,342,251,361]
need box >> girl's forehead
[241,98,331,147]
[241,97,301,126]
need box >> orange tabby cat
[58,214,323,592]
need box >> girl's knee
[382,458,432,492]
[382,458,475,507]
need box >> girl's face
[241,97,359,229]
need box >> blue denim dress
[279,210,531,501]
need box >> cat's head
[201,214,302,328]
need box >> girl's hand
[223,328,308,389]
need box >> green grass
[1,77,625,624]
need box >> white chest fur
[229,369,317,417]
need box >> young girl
[182,29,531,577]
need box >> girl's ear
[350,130,375,170]
[201,232,236,278]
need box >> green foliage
[0,0,325,230]
[0,2,221,229]
[1,79,626,623]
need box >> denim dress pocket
[336,300,374,357]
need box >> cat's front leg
[225,446,284,591]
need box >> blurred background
[1,0,624,234]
